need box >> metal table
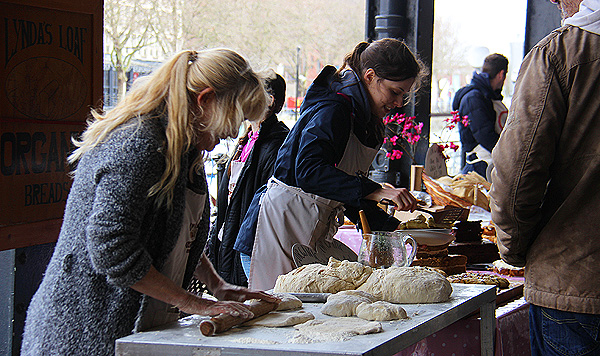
[116,284,496,356]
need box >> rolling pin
[199,299,278,336]
[359,210,371,234]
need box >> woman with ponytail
[22,48,278,356]
[239,38,427,290]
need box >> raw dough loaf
[355,301,407,321]
[243,310,315,327]
[357,266,452,303]
[320,290,379,317]
[274,258,372,294]
[289,317,382,343]
[272,293,303,311]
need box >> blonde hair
[70,48,268,208]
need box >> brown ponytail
[337,41,370,75]
[337,38,427,92]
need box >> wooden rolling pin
[199,299,278,336]
[359,210,371,234]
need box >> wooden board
[466,270,524,306]
[0,0,103,250]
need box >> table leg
[480,299,496,356]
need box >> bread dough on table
[242,310,315,328]
[289,317,382,343]
[355,301,407,321]
[320,290,379,317]
[274,258,372,294]
[272,293,303,311]
[357,266,452,303]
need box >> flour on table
[356,301,407,321]
[242,310,315,327]
[320,290,379,317]
[230,337,280,344]
[357,266,452,303]
[289,317,382,343]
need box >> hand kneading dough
[357,266,452,303]
[272,293,303,311]
[274,257,372,293]
[243,310,315,327]
[356,301,407,321]
[321,290,379,317]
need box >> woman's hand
[365,183,417,211]
[175,293,255,318]
[193,253,280,304]
[210,279,280,304]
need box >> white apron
[466,100,508,167]
[249,125,380,290]
[139,188,205,330]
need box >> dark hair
[265,71,286,115]
[482,53,508,78]
[338,38,425,88]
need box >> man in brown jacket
[490,0,600,355]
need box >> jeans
[529,304,600,356]
[240,252,251,279]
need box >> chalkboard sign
[424,143,448,179]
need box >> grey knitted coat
[21,114,209,356]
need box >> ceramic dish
[398,229,455,246]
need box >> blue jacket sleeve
[461,92,499,152]
[233,185,266,256]
[294,102,380,207]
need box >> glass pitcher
[358,231,417,269]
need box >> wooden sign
[0,0,103,250]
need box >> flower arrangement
[382,111,469,162]
[382,113,423,162]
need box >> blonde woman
[21,49,278,356]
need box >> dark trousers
[461,154,488,179]
[529,304,600,356]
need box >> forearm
[131,265,192,307]
[193,253,225,293]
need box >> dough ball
[357,266,452,303]
[243,310,315,327]
[272,293,303,311]
[325,258,373,289]
[355,301,407,321]
[320,290,378,317]
[274,258,372,294]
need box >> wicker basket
[422,173,472,209]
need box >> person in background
[207,70,290,286]
[21,48,278,356]
[238,38,425,290]
[490,0,600,355]
[453,53,509,179]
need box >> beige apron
[139,188,205,330]
[249,126,380,290]
[492,100,508,135]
